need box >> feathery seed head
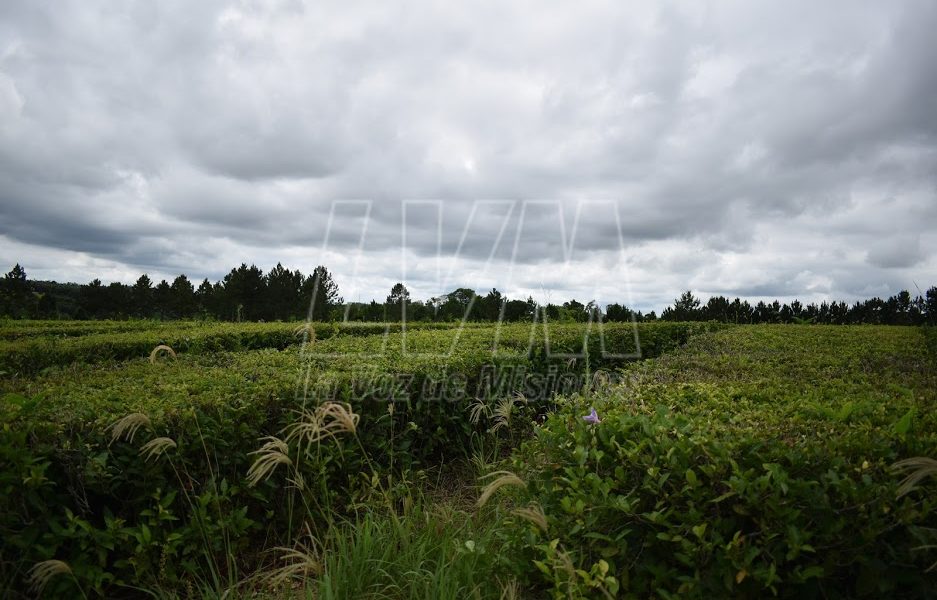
[246,436,292,487]
[139,437,177,462]
[478,470,526,507]
[27,560,72,595]
[108,413,151,445]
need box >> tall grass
[312,502,513,600]
[893,456,937,572]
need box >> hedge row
[0,323,304,376]
[0,320,504,376]
[497,325,937,598]
[0,322,718,595]
[2,322,722,436]
[0,320,207,341]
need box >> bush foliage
[1,321,935,597]
[0,320,718,595]
[499,326,937,597]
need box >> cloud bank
[1,0,935,310]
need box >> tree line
[650,289,937,326]
[1,263,935,325]
[0,263,341,322]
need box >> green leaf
[799,565,825,580]
[685,468,698,486]
[160,490,178,508]
[895,407,915,436]
[710,491,737,504]
[835,401,855,422]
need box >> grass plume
[108,412,151,445]
[477,470,526,507]
[893,456,937,498]
[27,560,76,596]
[469,397,491,425]
[262,542,322,588]
[285,401,359,451]
[246,436,292,487]
[149,344,177,364]
[139,437,177,462]
[512,502,548,532]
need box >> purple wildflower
[582,407,601,424]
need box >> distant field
[1,321,935,597]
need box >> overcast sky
[1,1,935,311]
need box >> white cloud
[0,0,935,311]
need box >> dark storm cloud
[0,0,935,309]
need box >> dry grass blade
[263,544,322,587]
[512,502,548,532]
[139,437,177,462]
[108,413,151,445]
[319,401,359,433]
[261,522,321,587]
[27,560,72,595]
[892,456,937,498]
[499,579,521,600]
[149,344,177,364]
[287,472,307,491]
[285,402,359,451]
[293,323,317,342]
[468,397,490,425]
[478,470,526,507]
[247,437,292,487]
[491,393,526,433]
[591,370,611,391]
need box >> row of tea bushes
[0,319,208,340]
[0,322,303,376]
[0,319,551,377]
[0,347,510,594]
[0,320,503,376]
[495,326,937,598]
[0,322,721,594]
[2,323,721,455]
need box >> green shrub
[506,400,935,597]
[492,326,937,598]
[1,322,715,595]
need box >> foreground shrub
[503,399,935,597]
[490,326,937,598]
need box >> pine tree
[131,275,155,318]
[1,263,31,318]
[303,266,342,321]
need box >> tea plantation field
[0,320,935,598]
